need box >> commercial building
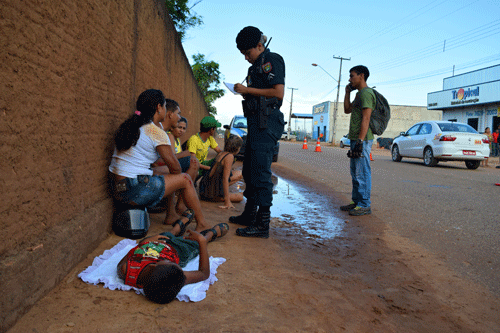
[427,64,500,132]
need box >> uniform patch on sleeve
[262,62,272,73]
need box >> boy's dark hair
[142,264,186,304]
[165,99,179,112]
[200,124,213,132]
[224,135,243,154]
[350,65,370,81]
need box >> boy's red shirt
[124,241,179,288]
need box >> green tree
[165,0,203,41]
[191,53,225,115]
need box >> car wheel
[391,145,402,162]
[465,160,480,170]
[339,142,344,148]
[272,153,278,163]
[423,147,438,167]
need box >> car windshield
[437,123,478,134]
[233,118,247,128]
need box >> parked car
[391,120,490,169]
[339,135,350,148]
[281,131,297,141]
[223,115,280,162]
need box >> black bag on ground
[112,206,150,239]
[370,89,391,136]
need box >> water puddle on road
[270,176,345,240]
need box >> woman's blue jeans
[349,140,373,208]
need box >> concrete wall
[0,0,208,330]
[318,102,442,143]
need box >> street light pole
[311,63,338,83]
[332,55,350,145]
[288,87,298,139]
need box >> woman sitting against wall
[108,89,215,235]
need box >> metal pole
[332,56,350,145]
[287,87,298,139]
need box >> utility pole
[287,87,298,139]
[332,55,350,145]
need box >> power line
[351,0,481,58]
[372,54,500,87]
[370,19,500,72]
[339,0,451,55]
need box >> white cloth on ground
[78,238,226,302]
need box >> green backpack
[369,89,391,136]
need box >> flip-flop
[172,209,195,236]
[200,223,229,242]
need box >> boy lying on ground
[117,222,229,304]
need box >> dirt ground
[9,148,500,333]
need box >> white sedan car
[391,121,490,169]
[339,134,350,148]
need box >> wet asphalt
[270,141,500,295]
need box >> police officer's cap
[236,26,262,51]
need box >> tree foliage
[165,1,224,115]
[165,0,203,41]
[191,53,225,115]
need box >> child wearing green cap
[186,116,222,176]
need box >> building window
[467,118,478,131]
[493,116,500,131]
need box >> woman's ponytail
[114,89,166,151]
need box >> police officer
[230,26,285,238]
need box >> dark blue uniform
[243,48,285,207]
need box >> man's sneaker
[348,206,371,216]
[340,201,356,211]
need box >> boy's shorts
[198,158,215,176]
[159,232,199,267]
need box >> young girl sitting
[199,135,244,209]
[108,89,213,234]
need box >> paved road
[275,141,500,295]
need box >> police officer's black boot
[229,200,257,226]
[235,206,270,238]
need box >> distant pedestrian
[492,128,499,157]
[482,127,493,167]
[340,65,376,216]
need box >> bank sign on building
[427,64,500,132]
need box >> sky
[180,0,500,130]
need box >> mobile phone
[348,83,355,90]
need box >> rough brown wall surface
[0,0,208,330]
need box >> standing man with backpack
[341,65,376,216]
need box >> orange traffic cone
[314,138,322,152]
[302,137,308,149]
[370,153,374,161]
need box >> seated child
[186,116,222,176]
[167,116,199,181]
[199,135,244,209]
[117,222,229,304]
[165,115,200,215]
